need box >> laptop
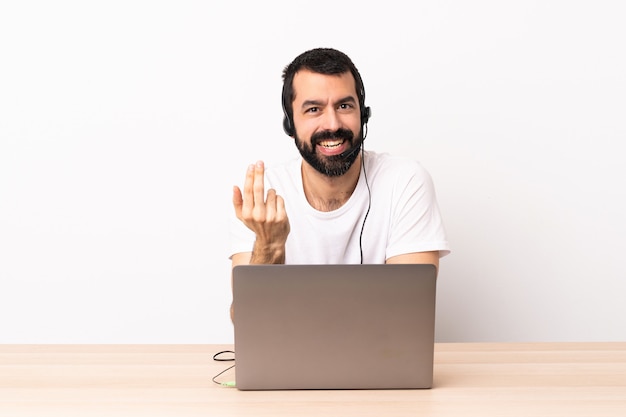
[232,263,438,390]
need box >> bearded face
[294,127,363,177]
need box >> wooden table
[1,343,625,416]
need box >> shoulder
[364,150,432,181]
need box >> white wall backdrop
[1,1,625,343]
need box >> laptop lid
[232,264,437,390]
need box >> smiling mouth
[318,139,345,149]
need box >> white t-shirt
[229,150,450,264]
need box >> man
[230,48,449,270]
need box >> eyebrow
[300,95,357,110]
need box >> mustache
[310,128,354,146]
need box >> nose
[320,108,341,131]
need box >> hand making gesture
[232,161,290,264]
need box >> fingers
[252,161,265,207]
[265,189,277,220]
[235,160,287,217]
[276,194,287,222]
[233,161,290,248]
[235,161,274,221]
[232,185,243,218]
[241,163,256,214]
[251,161,267,221]
[265,190,287,222]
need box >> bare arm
[386,251,440,274]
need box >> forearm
[249,239,286,264]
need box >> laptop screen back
[232,263,438,390]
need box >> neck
[301,154,362,212]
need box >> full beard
[294,128,363,177]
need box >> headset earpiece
[361,106,371,125]
[283,115,294,136]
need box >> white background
[1,1,625,343]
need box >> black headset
[282,72,371,137]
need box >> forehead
[292,70,357,104]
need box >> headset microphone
[338,143,362,159]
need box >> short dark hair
[281,48,366,132]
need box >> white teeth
[319,140,343,148]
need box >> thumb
[232,186,243,217]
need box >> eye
[305,107,319,114]
[338,103,354,111]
